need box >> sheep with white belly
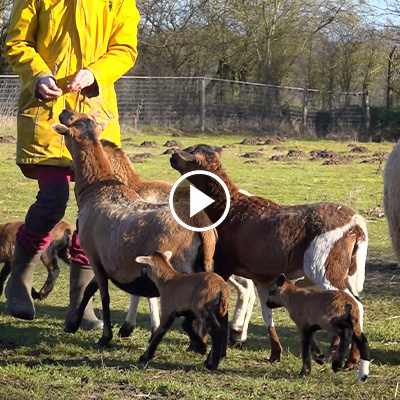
[136,250,230,371]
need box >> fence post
[362,88,370,139]
[302,89,308,132]
[199,77,206,132]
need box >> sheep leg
[353,333,370,382]
[205,313,226,371]
[139,313,176,363]
[32,253,60,300]
[300,328,313,376]
[148,297,160,336]
[182,313,207,355]
[64,277,99,333]
[257,284,282,362]
[118,295,139,337]
[229,276,256,348]
[95,266,113,348]
[332,327,353,372]
[310,333,325,365]
[0,261,11,297]
[187,318,207,351]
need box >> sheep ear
[98,120,108,131]
[177,151,196,162]
[215,146,222,156]
[293,276,305,286]
[163,251,173,261]
[276,274,286,287]
[52,123,69,135]
[135,256,154,267]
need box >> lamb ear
[276,273,286,287]
[135,256,154,267]
[98,120,108,131]
[52,123,69,135]
[215,146,223,156]
[163,251,173,261]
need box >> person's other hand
[69,69,95,93]
[35,76,63,100]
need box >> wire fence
[0,75,368,137]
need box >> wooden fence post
[362,88,370,138]
[199,77,206,132]
[302,89,308,132]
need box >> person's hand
[35,76,63,100]
[68,69,95,93]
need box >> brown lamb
[267,274,370,381]
[0,220,72,300]
[136,250,230,371]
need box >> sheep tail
[200,228,218,272]
[218,286,231,317]
[346,215,368,297]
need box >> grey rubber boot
[64,261,103,330]
[5,241,42,320]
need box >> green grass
[0,130,399,399]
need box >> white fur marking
[303,215,366,291]
[357,359,370,381]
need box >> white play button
[189,185,215,217]
[169,170,230,232]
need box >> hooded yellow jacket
[5,0,140,177]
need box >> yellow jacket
[5,0,140,177]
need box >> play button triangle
[189,184,215,217]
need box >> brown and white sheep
[266,274,370,381]
[0,220,72,300]
[170,144,368,364]
[136,250,230,371]
[100,138,255,347]
[52,111,216,348]
[383,141,400,266]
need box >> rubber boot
[64,261,103,330]
[5,241,41,320]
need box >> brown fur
[136,251,230,370]
[140,251,230,321]
[53,111,217,347]
[170,145,368,362]
[267,279,362,336]
[0,220,73,299]
[266,275,370,381]
[101,139,215,271]
[171,148,367,287]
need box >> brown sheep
[266,274,370,381]
[52,111,216,348]
[170,144,368,366]
[100,138,255,347]
[136,250,230,371]
[0,220,72,300]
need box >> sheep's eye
[269,290,276,295]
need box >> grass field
[0,127,399,399]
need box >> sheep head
[135,251,173,282]
[170,144,222,175]
[52,110,107,155]
[266,273,292,309]
[59,109,101,127]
